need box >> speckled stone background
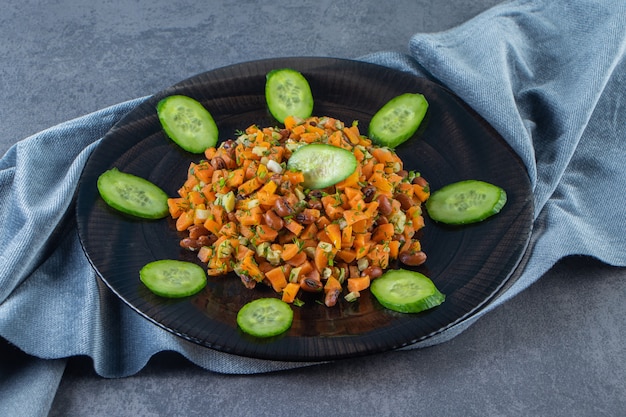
[2,1,625,416]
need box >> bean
[399,250,427,266]
[188,225,209,240]
[221,139,236,157]
[300,278,323,293]
[362,265,383,279]
[377,194,393,216]
[210,156,226,170]
[295,211,316,225]
[394,193,414,211]
[324,288,340,307]
[179,238,202,250]
[264,209,284,230]
[308,189,323,199]
[196,235,214,247]
[362,185,377,203]
[398,170,409,178]
[412,176,429,188]
[307,199,323,210]
[274,197,294,217]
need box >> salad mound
[168,115,430,307]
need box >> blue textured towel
[1,0,625,400]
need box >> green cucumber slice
[287,143,357,189]
[140,260,207,298]
[237,298,294,338]
[97,168,169,219]
[370,269,445,314]
[425,180,507,225]
[368,93,428,148]
[265,68,314,123]
[157,95,219,154]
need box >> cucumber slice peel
[237,298,293,338]
[140,260,207,298]
[370,269,445,314]
[426,180,507,225]
[368,93,428,148]
[157,95,219,154]
[265,68,314,123]
[97,168,169,219]
[287,143,357,189]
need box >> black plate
[76,57,533,361]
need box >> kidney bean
[362,265,383,279]
[399,250,427,266]
[274,197,294,217]
[210,156,226,170]
[324,288,340,307]
[221,139,236,157]
[307,199,323,210]
[377,194,393,216]
[295,211,316,225]
[394,193,414,211]
[188,225,209,240]
[362,185,377,203]
[412,176,429,188]
[300,277,323,293]
[264,209,284,230]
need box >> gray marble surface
[2,1,625,416]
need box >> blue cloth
[1,0,625,413]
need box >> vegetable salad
[167,115,430,307]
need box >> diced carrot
[343,209,368,226]
[367,244,390,269]
[238,254,264,282]
[265,266,288,293]
[347,276,370,293]
[325,223,342,250]
[226,168,245,188]
[281,243,300,262]
[176,210,195,232]
[197,246,213,263]
[413,183,430,202]
[369,172,393,193]
[300,222,318,240]
[282,282,300,303]
[238,177,262,196]
[336,249,357,263]
[256,224,278,242]
[284,219,304,236]
[193,161,214,184]
[324,275,342,292]
[372,223,395,242]
[388,240,401,259]
[203,218,221,235]
[167,197,187,218]
[314,244,330,272]
[284,115,298,130]
[343,125,361,145]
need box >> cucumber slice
[287,143,357,189]
[97,168,169,219]
[157,95,218,154]
[265,68,314,123]
[368,93,428,148]
[425,180,507,225]
[140,260,207,298]
[370,269,445,314]
[237,298,294,338]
